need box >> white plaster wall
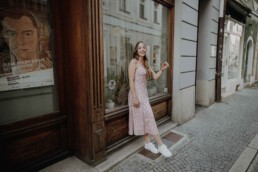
[196,80,215,106]
[196,0,219,106]
[172,0,199,124]
[173,86,195,124]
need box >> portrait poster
[0,1,54,91]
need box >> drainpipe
[215,0,227,101]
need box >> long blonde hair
[132,41,152,78]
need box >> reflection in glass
[228,35,240,79]
[140,0,146,19]
[103,0,170,110]
[224,19,243,80]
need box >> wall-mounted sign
[211,45,217,57]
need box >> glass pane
[103,0,170,110]
[228,34,240,79]
[140,4,145,19]
[0,0,58,124]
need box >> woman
[128,41,172,157]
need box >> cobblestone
[109,85,258,172]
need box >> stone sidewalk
[230,134,258,172]
[41,84,258,172]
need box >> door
[244,40,254,82]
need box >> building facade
[239,0,258,84]
[196,0,220,106]
[173,0,199,123]
[221,0,258,97]
[0,0,175,171]
[2,0,254,171]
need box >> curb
[229,134,258,172]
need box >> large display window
[103,0,170,111]
[0,0,58,124]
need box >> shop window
[224,19,243,80]
[0,0,58,124]
[103,0,170,111]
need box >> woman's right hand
[132,98,140,107]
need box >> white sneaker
[158,144,172,157]
[144,142,159,154]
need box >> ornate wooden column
[63,0,105,165]
[87,0,106,164]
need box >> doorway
[244,39,254,82]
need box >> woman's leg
[153,134,172,157]
[144,133,151,143]
[144,134,159,154]
[153,134,163,146]
[144,133,163,146]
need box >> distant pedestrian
[128,41,172,157]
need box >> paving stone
[109,85,258,172]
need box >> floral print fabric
[128,65,159,135]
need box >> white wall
[196,0,219,106]
[173,0,199,124]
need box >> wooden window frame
[104,0,174,119]
[102,0,175,152]
[0,0,71,171]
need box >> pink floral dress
[128,65,159,135]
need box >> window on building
[103,0,170,111]
[139,0,146,19]
[154,2,159,24]
[119,0,130,14]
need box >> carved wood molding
[104,94,172,120]
[92,121,106,161]
[0,113,66,138]
[87,0,106,164]
[89,0,105,122]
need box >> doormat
[138,131,183,160]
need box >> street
[41,83,258,172]
[109,83,258,172]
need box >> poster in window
[0,2,53,91]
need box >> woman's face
[137,42,146,57]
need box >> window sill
[139,17,147,20]
[104,93,172,120]
[119,9,130,14]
